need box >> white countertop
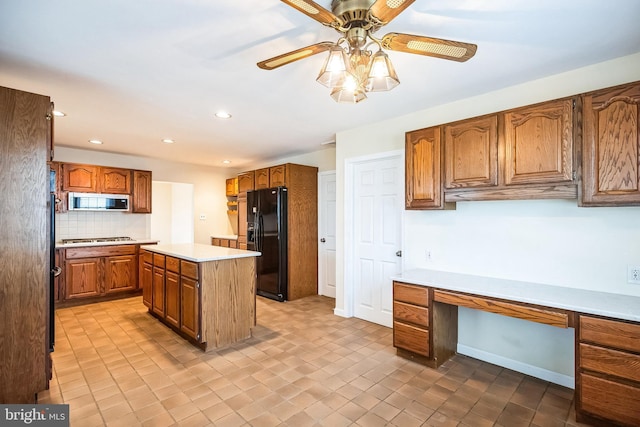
[141,243,260,262]
[56,239,159,249]
[210,234,238,240]
[392,269,640,323]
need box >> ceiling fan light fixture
[330,86,367,104]
[365,50,400,92]
[317,46,351,88]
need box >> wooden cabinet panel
[394,282,429,306]
[99,167,131,194]
[579,373,640,426]
[579,315,640,353]
[166,256,180,273]
[132,170,152,213]
[62,164,98,192]
[405,126,445,209]
[228,240,237,249]
[65,258,101,299]
[105,255,137,293]
[394,301,429,327]
[444,115,498,188]
[393,321,429,357]
[582,81,640,205]
[254,168,270,189]
[270,165,286,187]
[141,261,152,308]
[225,177,238,196]
[181,260,198,280]
[238,171,255,192]
[237,192,247,248]
[65,245,136,259]
[165,271,180,328]
[181,276,200,340]
[503,98,574,186]
[579,343,640,382]
[153,253,165,268]
[152,266,165,316]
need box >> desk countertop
[392,269,640,323]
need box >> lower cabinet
[63,245,138,301]
[393,282,432,358]
[211,237,238,248]
[141,254,201,341]
[576,314,640,426]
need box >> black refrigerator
[247,187,288,301]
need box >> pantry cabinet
[582,81,640,206]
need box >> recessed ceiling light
[222,160,231,164]
[215,111,232,119]
[52,110,66,117]
[88,139,103,145]
[161,138,175,144]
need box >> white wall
[150,181,194,244]
[54,147,234,243]
[335,52,640,386]
[242,145,336,172]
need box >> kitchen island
[140,243,260,351]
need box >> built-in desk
[391,269,640,427]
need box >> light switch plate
[628,265,640,284]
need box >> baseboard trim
[333,308,349,318]
[457,344,575,389]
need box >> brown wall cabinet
[99,167,131,194]
[582,81,640,206]
[132,170,152,213]
[238,171,255,193]
[225,177,238,197]
[405,126,445,209]
[62,163,98,192]
[254,168,270,189]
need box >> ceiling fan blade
[280,0,342,27]
[369,0,416,25]
[382,32,477,62]
[257,42,335,70]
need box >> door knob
[320,238,326,243]
[396,250,402,257]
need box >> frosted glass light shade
[317,46,351,88]
[330,87,367,104]
[365,51,400,92]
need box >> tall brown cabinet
[0,86,52,402]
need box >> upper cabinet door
[582,82,640,206]
[62,164,98,192]
[254,168,270,189]
[238,171,255,193]
[444,115,498,189]
[270,165,286,187]
[132,170,152,213]
[99,167,131,194]
[225,178,238,196]
[405,126,445,209]
[503,98,574,186]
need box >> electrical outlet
[628,266,640,284]
[425,250,432,262]
[199,214,206,221]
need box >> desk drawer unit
[393,282,430,357]
[577,315,640,426]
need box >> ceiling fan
[257,0,477,103]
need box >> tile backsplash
[55,211,150,241]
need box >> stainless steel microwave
[68,192,130,211]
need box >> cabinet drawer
[579,343,640,382]
[66,244,136,259]
[181,260,198,279]
[166,256,180,273]
[393,321,429,357]
[141,250,152,264]
[579,373,640,426]
[394,301,429,327]
[153,253,165,268]
[580,315,640,353]
[394,282,429,307]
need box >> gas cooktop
[61,237,134,244]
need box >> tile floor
[39,295,591,426]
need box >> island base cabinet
[181,275,200,340]
[165,271,180,328]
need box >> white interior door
[318,171,337,298]
[352,155,403,327]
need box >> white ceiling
[1,0,640,168]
